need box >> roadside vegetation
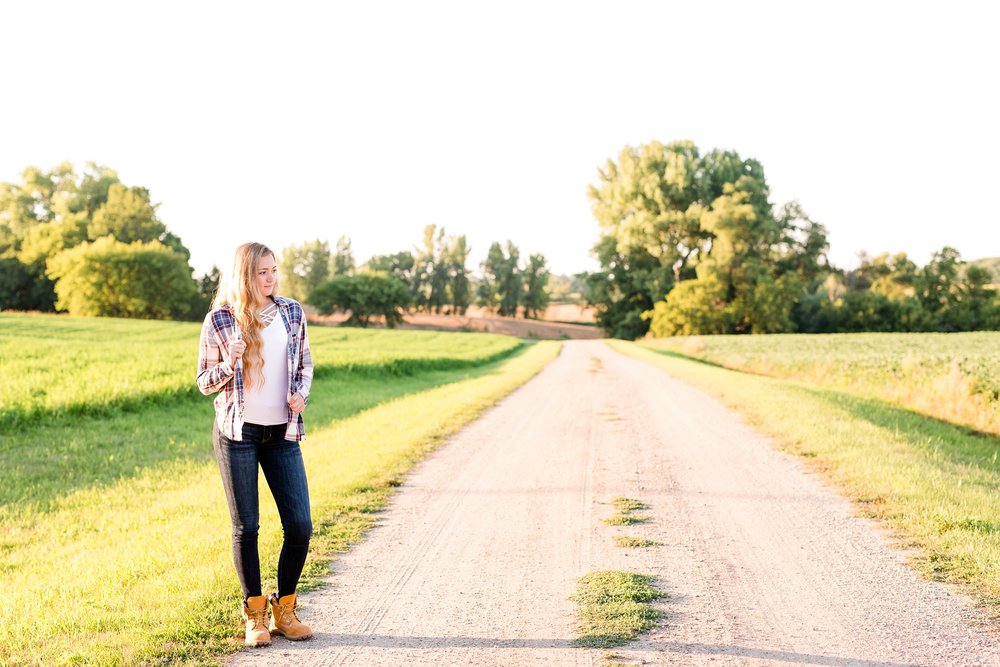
[0,314,558,666]
[614,338,1000,615]
[644,331,1000,436]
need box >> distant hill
[967,257,1000,283]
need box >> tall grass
[645,332,1000,436]
[616,339,1000,615]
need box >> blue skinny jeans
[213,421,313,600]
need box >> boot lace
[247,606,267,629]
[279,600,301,624]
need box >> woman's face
[256,254,278,298]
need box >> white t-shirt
[243,314,289,425]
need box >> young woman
[196,242,315,647]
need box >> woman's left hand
[288,392,306,415]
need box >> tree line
[280,225,551,326]
[0,162,552,325]
[8,153,993,336]
[584,140,999,338]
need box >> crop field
[643,332,1000,436]
[0,312,555,666]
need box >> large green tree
[309,272,412,327]
[477,241,504,311]
[1,162,200,316]
[0,162,86,252]
[414,225,449,313]
[496,241,522,317]
[446,234,472,314]
[89,184,163,243]
[332,235,355,276]
[478,240,523,316]
[47,237,197,319]
[521,253,550,319]
[588,140,830,337]
[1,162,118,310]
[410,225,473,314]
[367,251,417,293]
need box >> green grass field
[0,313,558,666]
[644,332,1000,436]
[0,312,522,429]
[617,337,1000,616]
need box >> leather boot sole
[271,628,313,641]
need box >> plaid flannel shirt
[196,296,314,441]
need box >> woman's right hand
[228,336,246,366]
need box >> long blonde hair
[212,242,279,390]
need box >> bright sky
[2,1,998,278]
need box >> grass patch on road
[612,339,1000,616]
[611,497,648,512]
[0,338,560,666]
[601,653,644,667]
[603,497,651,526]
[604,514,649,526]
[614,537,660,549]
[572,571,665,648]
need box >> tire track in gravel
[228,340,998,666]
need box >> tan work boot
[268,592,313,640]
[242,595,272,647]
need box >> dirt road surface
[229,340,997,666]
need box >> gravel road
[228,340,998,666]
